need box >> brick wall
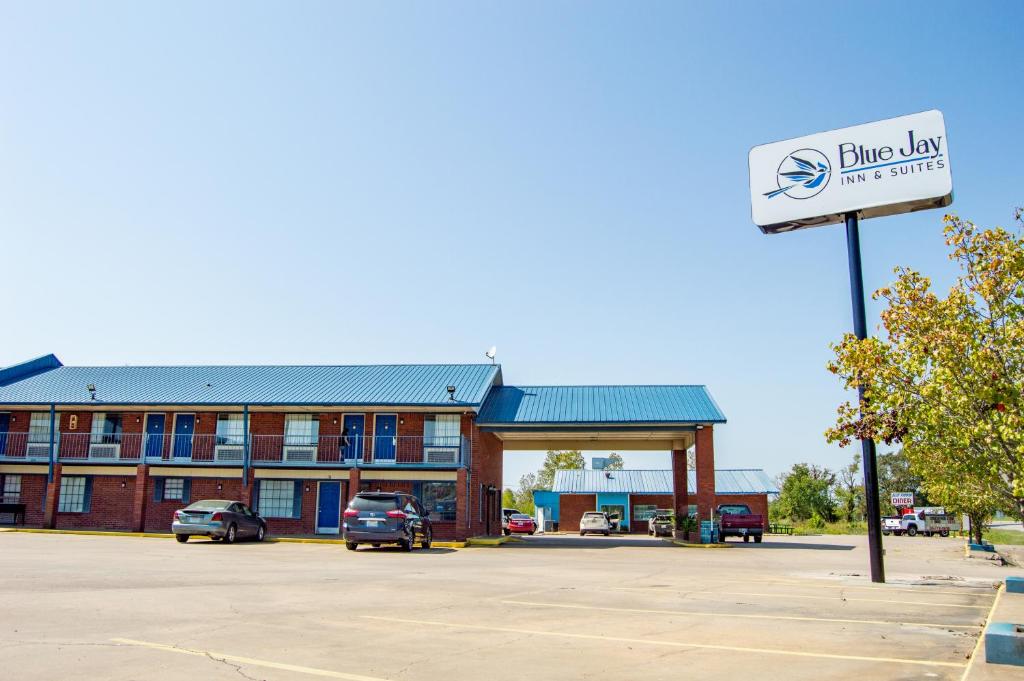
[468,421,502,538]
[695,427,716,521]
[558,494,598,532]
[259,480,317,535]
[0,472,47,526]
[630,494,674,534]
[56,475,136,530]
[143,476,245,531]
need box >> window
[163,478,185,501]
[90,413,123,444]
[216,414,244,445]
[29,413,57,443]
[284,414,318,446]
[59,476,89,513]
[418,482,457,521]
[258,480,298,518]
[634,505,659,521]
[2,475,21,503]
[424,414,460,447]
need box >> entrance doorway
[316,481,342,534]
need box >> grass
[776,520,1024,545]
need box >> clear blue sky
[1,3,1021,487]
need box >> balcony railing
[250,434,468,466]
[0,432,469,467]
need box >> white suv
[579,512,612,536]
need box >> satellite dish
[485,346,497,364]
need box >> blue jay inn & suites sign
[748,110,953,583]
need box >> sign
[749,110,952,234]
[891,492,915,507]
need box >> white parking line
[111,638,390,680]
[613,586,992,609]
[359,615,965,669]
[500,599,980,629]
[680,577,996,597]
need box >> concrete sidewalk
[966,581,1024,680]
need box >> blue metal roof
[551,469,776,495]
[476,385,726,425]
[0,357,501,407]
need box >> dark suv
[343,491,432,551]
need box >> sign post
[749,110,953,584]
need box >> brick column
[43,463,62,529]
[455,467,468,542]
[695,426,716,522]
[347,467,361,503]
[671,449,689,520]
[130,464,149,531]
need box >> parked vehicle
[716,503,764,543]
[579,511,612,536]
[502,507,522,536]
[343,491,432,551]
[507,513,537,535]
[172,499,266,544]
[883,508,960,537]
[881,516,903,535]
[647,512,674,537]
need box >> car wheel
[503,529,510,536]
[754,535,762,544]
[422,529,432,550]
[175,534,189,544]
[256,525,266,542]
[346,542,358,551]
[743,535,749,543]
[882,530,890,536]
[529,530,535,536]
[372,543,380,548]
[579,531,585,536]
[894,530,903,536]
[940,529,950,538]
[907,526,917,537]
[224,524,237,544]
[603,531,609,536]
[401,534,414,552]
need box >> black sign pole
[844,211,885,583]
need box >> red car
[506,513,537,535]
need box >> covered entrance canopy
[476,385,727,520]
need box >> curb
[0,527,465,548]
[670,539,733,549]
[466,535,522,547]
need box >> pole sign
[890,492,915,507]
[749,110,952,234]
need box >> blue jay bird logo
[764,148,831,200]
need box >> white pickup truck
[882,508,960,537]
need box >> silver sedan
[172,499,267,544]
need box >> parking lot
[0,531,1004,680]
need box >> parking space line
[613,586,992,609]
[500,599,980,629]
[684,577,997,597]
[359,615,965,668]
[111,638,390,680]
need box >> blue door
[374,415,396,462]
[341,414,364,462]
[144,414,165,459]
[317,481,342,534]
[172,414,195,459]
[0,413,9,455]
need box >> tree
[834,454,864,523]
[513,472,539,515]
[536,450,585,490]
[876,450,927,515]
[604,453,624,470]
[501,488,517,510]
[826,212,1024,525]
[774,463,836,522]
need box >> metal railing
[250,434,468,466]
[0,432,469,467]
[0,432,55,462]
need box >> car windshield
[718,505,752,515]
[511,514,531,520]
[351,495,399,512]
[185,500,232,511]
[583,513,605,518]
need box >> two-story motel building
[0,354,726,540]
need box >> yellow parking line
[959,584,1005,681]
[501,599,980,629]
[359,615,965,668]
[613,586,991,609]
[111,638,390,680]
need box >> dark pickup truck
[717,503,764,543]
